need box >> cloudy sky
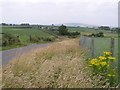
[0,0,119,27]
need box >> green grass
[1,26,56,50]
[82,37,118,58]
[94,38,118,58]
[2,27,53,37]
[68,27,118,38]
[2,44,28,50]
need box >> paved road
[0,43,51,66]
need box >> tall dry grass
[2,39,93,88]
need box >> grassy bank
[2,39,94,88]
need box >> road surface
[1,43,51,66]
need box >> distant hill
[55,23,99,28]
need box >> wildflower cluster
[89,51,117,86]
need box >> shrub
[89,51,117,86]
[2,33,21,47]
[59,25,68,35]
[88,32,104,37]
[29,36,39,43]
[30,36,55,43]
[67,32,80,38]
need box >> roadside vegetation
[89,52,117,87]
[2,39,93,88]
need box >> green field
[82,37,118,58]
[68,27,118,38]
[1,26,57,50]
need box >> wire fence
[80,35,118,59]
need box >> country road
[1,43,51,66]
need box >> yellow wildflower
[99,56,106,61]
[90,59,96,65]
[100,62,107,67]
[104,52,111,56]
[90,59,99,66]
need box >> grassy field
[2,26,54,41]
[68,27,118,38]
[1,26,57,50]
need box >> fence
[80,35,118,58]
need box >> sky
[0,0,119,27]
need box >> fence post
[110,38,114,56]
[16,35,20,43]
[91,37,94,58]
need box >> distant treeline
[98,26,119,31]
[1,23,30,26]
[1,23,119,32]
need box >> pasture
[68,27,118,38]
[1,26,57,50]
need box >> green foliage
[67,31,80,38]
[58,25,80,37]
[29,36,55,43]
[2,33,21,47]
[96,32,104,37]
[89,32,104,37]
[59,25,68,35]
[99,26,110,30]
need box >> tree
[98,32,104,37]
[99,26,110,30]
[59,25,68,35]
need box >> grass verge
[2,38,110,88]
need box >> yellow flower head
[104,52,111,56]
[99,56,106,61]
[90,59,99,66]
[100,61,107,67]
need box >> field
[1,26,57,50]
[68,27,118,37]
